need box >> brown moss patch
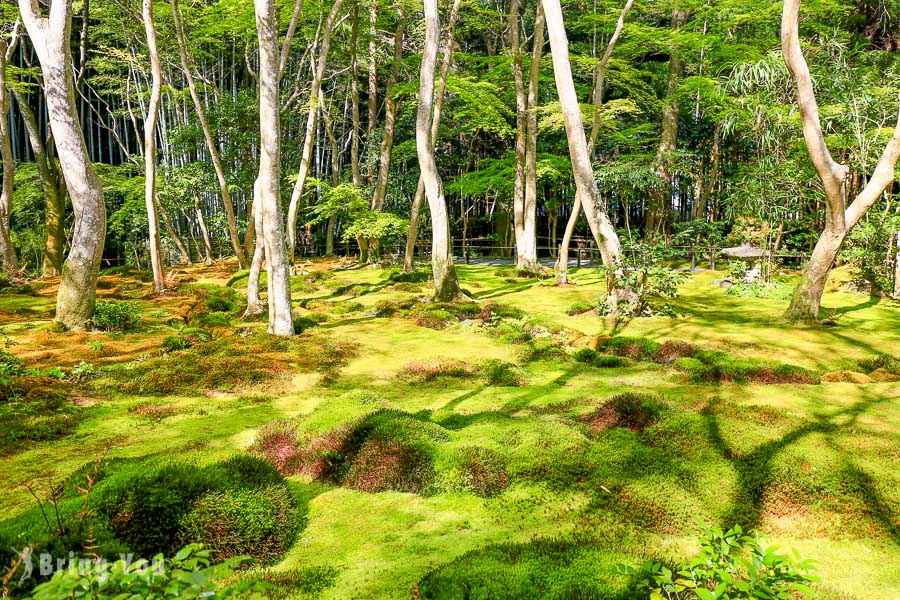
[654,340,696,363]
[822,370,872,384]
[345,438,433,494]
[397,358,475,383]
[128,402,179,420]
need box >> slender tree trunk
[646,8,687,238]
[243,198,256,260]
[285,0,344,258]
[142,0,166,292]
[255,0,293,335]
[519,2,545,273]
[366,0,377,187]
[245,178,267,316]
[349,0,362,186]
[371,14,405,212]
[156,195,191,263]
[555,0,632,284]
[320,89,341,255]
[402,0,461,272]
[0,40,19,273]
[781,0,900,321]
[172,0,246,267]
[543,0,624,310]
[418,0,460,302]
[509,0,528,270]
[20,0,107,329]
[194,192,214,264]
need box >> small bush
[458,447,510,497]
[603,336,661,361]
[858,353,900,375]
[572,348,599,364]
[415,309,456,329]
[90,301,141,332]
[623,522,817,599]
[162,335,192,352]
[479,359,527,386]
[292,316,319,334]
[565,300,595,316]
[398,359,474,383]
[0,347,26,394]
[345,438,434,494]
[179,485,296,564]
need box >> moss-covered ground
[0,260,897,599]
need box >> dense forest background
[1,0,899,294]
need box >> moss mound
[416,539,640,599]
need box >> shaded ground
[0,260,898,599]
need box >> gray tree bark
[402,0,461,272]
[254,0,293,335]
[286,0,343,258]
[520,2,545,273]
[142,0,166,292]
[543,0,625,311]
[781,0,900,321]
[20,0,107,329]
[370,14,405,212]
[417,0,461,302]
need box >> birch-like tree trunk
[555,0,633,284]
[349,0,362,186]
[19,0,106,328]
[366,0,378,187]
[194,192,214,265]
[254,0,293,335]
[142,0,166,292]
[285,0,343,258]
[543,0,624,311]
[519,2,545,273]
[172,0,246,267]
[508,0,528,270]
[417,0,460,301]
[0,38,19,273]
[402,0,461,272]
[781,0,900,321]
[370,15,405,213]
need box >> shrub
[458,447,510,497]
[571,348,629,369]
[415,309,456,329]
[90,301,141,332]
[724,281,794,300]
[479,359,527,386]
[292,316,319,334]
[345,438,434,494]
[0,347,26,394]
[565,300,595,316]
[27,544,268,600]
[603,336,661,361]
[621,522,817,599]
[162,335,192,353]
[179,485,296,564]
[858,353,900,375]
[398,359,474,383]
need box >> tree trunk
[255,0,293,335]
[646,8,687,238]
[0,40,19,273]
[172,0,247,267]
[349,0,362,186]
[194,192,214,265]
[245,178,267,316]
[366,0,378,187]
[508,0,528,271]
[285,0,343,258]
[142,0,166,292]
[20,0,107,329]
[519,2,545,273]
[417,0,461,302]
[320,88,341,255]
[781,0,900,321]
[371,14,405,211]
[543,0,624,310]
[156,195,192,263]
[402,0,461,272]
[555,0,632,284]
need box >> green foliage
[600,239,687,318]
[724,281,794,300]
[179,485,296,564]
[566,300,595,316]
[292,316,319,334]
[604,393,668,430]
[0,347,26,394]
[622,522,817,599]
[162,335,192,353]
[857,353,900,375]
[478,359,527,386]
[572,348,630,369]
[27,544,270,600]
[89,302,142,332]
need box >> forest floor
[0,259,898,599]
